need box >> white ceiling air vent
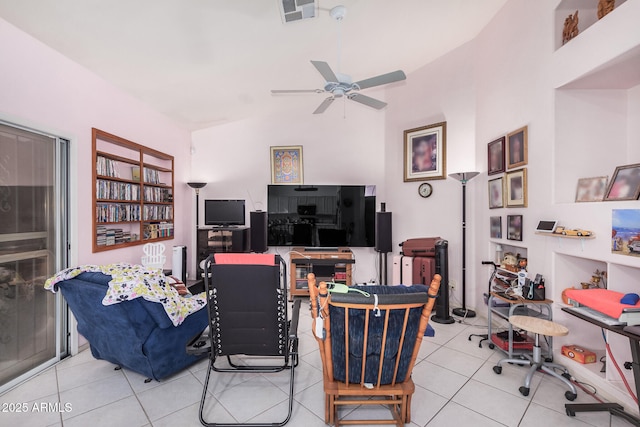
[279,0,317,23]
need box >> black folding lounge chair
[187,253,300,426]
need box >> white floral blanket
[44,263,206,326]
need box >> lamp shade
[187,182,207,189]
[449,172,479,183]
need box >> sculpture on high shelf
[562,10,579,45]
[597,0,615,19]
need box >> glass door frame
[0,120,70,394]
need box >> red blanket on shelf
[565,288,640,319]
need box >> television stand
[289,247,354,299]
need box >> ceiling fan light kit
[329,5,347,21]
[272,5,407,114]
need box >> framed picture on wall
[575,176,608,202]
[506,168,527,207]
[604,164,640,201]
[403,121,447,181]
[488,177,504,209]
[270,146,304,185]
[490,216,502,239]
[612,209,640,255]
[506,126,528,169]
[507,215,523,241]
[488,137,505,175]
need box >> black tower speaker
[431,239,454,324]
[375,211,392,253]
[250,211,268,253]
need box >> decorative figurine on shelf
[592,269,607,288]
[562,10,579,45]
[502,252,518,272]
[597,0,615,19]
[579,269,608,289]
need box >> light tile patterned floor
[1,303,636,426]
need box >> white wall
[190,100,387,282]
[384,41,478,305]
[0,17,192,268]
[472,0,557,306]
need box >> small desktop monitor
[204,199,245,226]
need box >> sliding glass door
[0,122,69,392]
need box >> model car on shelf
[554,226,593,237]
[629,240,640,253]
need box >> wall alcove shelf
[92,128,174,252]
[542,1,640,412]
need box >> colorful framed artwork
[506,126,528,170]
[507,214,523,241]
[506,168,527,207]
[488,177,504,209]
[604,164,640,201]
[490,216,502,239]
[575,176,608,202]
[612,209,640,256]
[270,146,303,185]
[403,121,447,181]
[488,136,505,175]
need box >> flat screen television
[267,185,376,247]
[204,199,245,226]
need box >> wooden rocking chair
[308,274,441,426]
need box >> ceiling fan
[271,6,406,114]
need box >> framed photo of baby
[507,126,528,169]
[403,121,447,181]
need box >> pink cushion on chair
[565,288,640,319]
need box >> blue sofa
[55,271,208,381]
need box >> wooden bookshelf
[92,128,174,252]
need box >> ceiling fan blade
[271,89,323,94]
[313,97,335,114]
[353,70,406,90]
[348,93,387,110]
[311,60,339,83]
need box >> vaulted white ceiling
[0,0,507,129]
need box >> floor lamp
[187,182,207,226]
[449,172,479,318]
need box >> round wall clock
[418,182,433,198]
